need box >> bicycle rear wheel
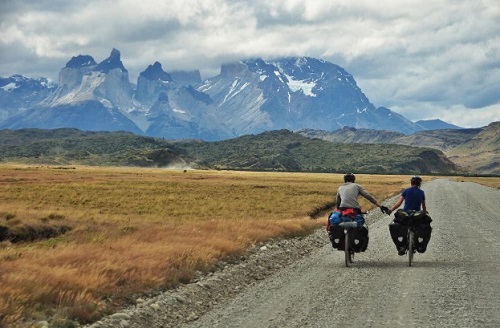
[408,229,414,266]
[344,230,351,267]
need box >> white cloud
[439,104,500,128]
[0,0,499,128]
[391,102,500,128]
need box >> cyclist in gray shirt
[336,173,388,213]
[328,173,389,252]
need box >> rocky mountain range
[1,49,437,140]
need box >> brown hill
[394,128,482,152]
[446,122,499,175]
[297,127,404,144]
[298,122,499,175]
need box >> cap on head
[411,175,422,186]
[344,173,356,183]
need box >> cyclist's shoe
[398,247,406,256]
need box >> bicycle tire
[408,229,414,267]
[344,230,350,267]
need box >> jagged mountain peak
[140,62,172,82]
[95,48,127,73]
[271,56,327,72]
[272,56,356,87]
[135,61,174,105]
[39,48,133,111]
[239,58,283,81]
[240,56,350,79]
[236,56,357,97]
[1,74,27,84]
[65,55,97,69]
[197,56,427,135]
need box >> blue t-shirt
[402,186,425,211]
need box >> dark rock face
[65,55,97,68]
[95,48,127,73]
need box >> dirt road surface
[181,179,500,328]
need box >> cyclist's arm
[389,196,404,213]
[422,199,427,213]
[358,186,382,207]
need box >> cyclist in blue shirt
[389,176,427,213]
[387,176,432,255]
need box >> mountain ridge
[415,119,463,130]
[0,128,460,175]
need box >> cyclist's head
[411,175,422,186]
[344,173,356,183]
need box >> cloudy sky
[1,0,499,128]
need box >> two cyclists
[328,174,432,261]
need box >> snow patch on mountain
[222,79,250,104]
[272,70,286,84]
[284,73,316,97]
[1,83,18,91]
[100,99,113,108]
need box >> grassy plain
[448,176,500,188]
[0,165,497,326]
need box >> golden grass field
[0,164,498,327]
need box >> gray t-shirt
[336,182,378,209]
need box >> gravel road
[88,179,500,328]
